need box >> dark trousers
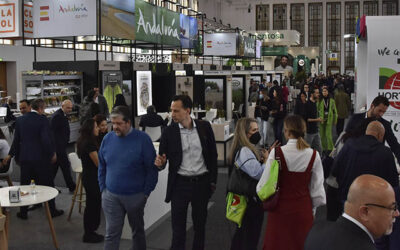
[326,185,342,221]
[171,175,211,250]
[336,118,345,136]
[53,149,75,190]
[273,118,284,143]
[230,198,264,250]
[20,160,57,214]
[82,171,101,234]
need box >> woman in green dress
[318,87,338,155]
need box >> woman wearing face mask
[228,118,277,250]
[318,87,338,155]
[261,115,325,250]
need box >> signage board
[252,30,300,46]
[33,0,96,37]
[203,33,237,56]
[179,14,198,49]
[173,63,184,71]
[135,0,180,46]
[23,2,33,37]
[99,60,120,71]
[262,46,288,56]
[133,62,149,71]
[256,40,262,58]
[244,36,255,57]
[101,0,135,40]
[0,0,20,38]
[136,71,152,116]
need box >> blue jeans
[102,189,147,250]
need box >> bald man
[332,121,399,205]
[305,175,399,250]
[50,100,76,192]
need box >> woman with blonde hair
[261,115,325,250]
[228,118,276,250]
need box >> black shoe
[51,209,64,218]
[16,212,28,220]
[28,203,43,211]
[83,232,104,243]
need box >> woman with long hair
[94,114,108,144]
[228,118,274,250]
[270,88,287,143]
[318,87,338,154]
[76,119,103,243]
[113,94,127,108]
[261,115,325,250]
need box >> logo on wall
[206,41,212,48]
[39,5,49,21]
[379,67,400,109]
[0,2,16,33]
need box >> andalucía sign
[135,0,180,46]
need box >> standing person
[93,87,109,117]
[268,80,279,99]
[305,175,399,250]
[76,119,103,243]
[270,89,286,143]
[50,100,76,193]
[113,94,128,109]
[318,87,338,154]
[298,83,311,101]
[18,99,31,115]
[94,114,108,144]
[228,118,274,250]
[281,81,289,104]
[294,91,308,122]
[154,95,218,250]
[345,95,400,162]
[334,84,351,135]
[11,99,63,219]
[98,106,158,250]
[254,89,271,146]
[305,88,323,155]
[261,115,326,250]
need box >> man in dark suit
[305,175,399,250]
[155,95,218,250]
[50,100,76,192]
[139,105,166,131]
[346,95,400,162]
[12,99,63,219]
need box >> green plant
[217,109,225,118]
[241,59,250,67]
[226,58,235,66]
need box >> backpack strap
[275,146,287,172]
[306,150,317,173]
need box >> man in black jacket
[139,105,166,131]
[50,100,76,192]
[154,95,218,250]
[305,175,399,250]
[346,95,400,162]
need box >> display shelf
[43,93,79,97]
[43,85,81,90]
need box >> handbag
[226,192,247,228]
[259,147,282,211]
[226,150,258,197]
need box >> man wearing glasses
[305,175,399,250]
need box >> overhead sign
[252,30,300,46]
[179,14,198,49]
[33,0,96,38]
[0,0,20,38]
[203,33,237,56]
[99,60,120,71]
[244,36,255,57]
[101,0,135,40]
[262,46,288,56]
[135,0,180,46]
[23,2,33,37]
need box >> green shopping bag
[226,192,247,227]
[257,159,280,201]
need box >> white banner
[203,33,237,56]
[33,0,96,38]
[365,16,400,140]
[136,71,152,116]
[0,0,20,38]
[23,2,33,37]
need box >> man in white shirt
[305,174,399,250]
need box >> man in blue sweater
[98,106,158,250]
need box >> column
[341,1,345,74]
[305,2,309,47]
[269,4,273,30]
[378,0,383,15]
[360,1,364,16]
[323,2,327,74]
[287,3,291,30]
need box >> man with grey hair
[50,99,76,192]
[98,106,158,250]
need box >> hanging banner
[135,0,180,46]
[0,0,20,37]
[203,33,237,56]
[136,71,152,116]
[23,2,33,37]
[244,36,255,58]
[101,0,135,40]
[33,0,96,38]
[256,40,262,58]
[179,14,198,49]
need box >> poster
[205,78,224,110]
[203,33,237,56]
[256,40,262,58]
[136,71,152,116]
[33,0,96,37]
[244,36,255,57]
[232,77,244,112]
[179,14,198,48]
[101,0,135,40]
[365,16,400,140]
[0,0,20,37]
[176,77,193,99]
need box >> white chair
[203,109,218,123]
[0,158,14,186]
[67,152,85,221]
[145,126,162,142]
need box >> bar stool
[67,152,85,221]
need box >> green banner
[135,0,180,46]
[261,47,288,56]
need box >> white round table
[0,185,60,249]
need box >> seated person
[139,105,166,130]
